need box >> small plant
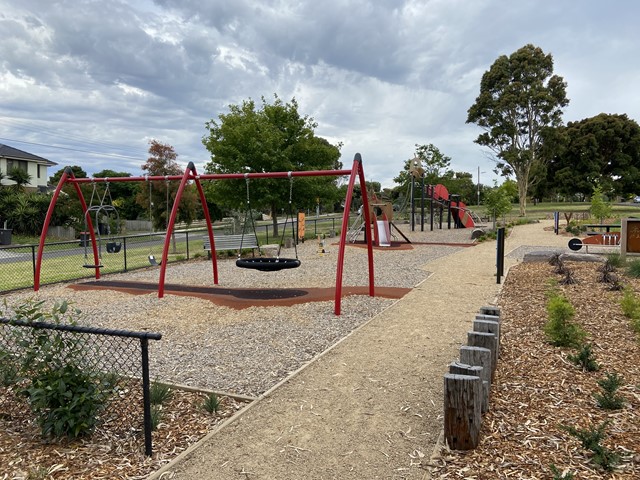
[554,259,568,275]
[150,381,172,405]
[605,252,624,268]
[0,347,20,386]
[548,253,563,267]
[559,269,578,285]
[594,372,625,410]
[2,299,112,438]
[620,286,640,318]
[562,421,620,471]
[550,464,574,480]
[597,269,618,284]
[202,392,222,413]
[608,279,624,291]
[567,343,599,372]
[544,293,586,347]
[626,259,640,278]
[150,404,162,431]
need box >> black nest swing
[235,174,301,272]
[236,257,301,271]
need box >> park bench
[584,224,621,236]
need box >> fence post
[496,227,505,284]
[123,237,128,272]
[140,337,153,456]
[31,245,36,288]
[185,231,190,260]
[467,331,498,382]
[444,374,482,449]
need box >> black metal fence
[0,318,161,455]
[0,215,346,294]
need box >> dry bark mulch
[0,384,249,479]
[430,260,640,479]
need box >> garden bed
[431,261,640,479]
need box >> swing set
[35,153,375,315]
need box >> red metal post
[335,153,374,315]
[193,175,218,285]
[358,161,375,296]
[158,163,197,297]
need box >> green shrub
[562,421,620,471]
[626,259,640,278]
[202,392,222,413]
[594,372,625,410]
[605,253,624,268]
[544,294,586,347]
[567,343,599,372]
[2,299,112,438]
[0,347,20,386]
[150,404,162,431]
[150,381,172,405]
[620,287,640,318]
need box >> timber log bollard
[444,306,501,450]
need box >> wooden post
[479,306,501,317]
[449,362,487,413]
[473,319,500,358]
[460,346,492,411]
[467,331,498,382]
[444,374,482,450]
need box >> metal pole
[421,176,425,232]
[140,337,153,456]
[496,227,505,284]
[430,185,434,231]
[410,179,415,231]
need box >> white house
[0,144,58,191]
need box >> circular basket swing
[236,173,301,272]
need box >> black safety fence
[0,215,348,294]
[0,318,162,456]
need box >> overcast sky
[1,0,639,189]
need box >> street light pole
[477,166,480,206]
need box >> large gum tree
[467,44,568,215]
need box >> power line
[0,136,144,160]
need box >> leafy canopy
[202,95,342,234]
[467,44,568,216]
[549,113,640,198]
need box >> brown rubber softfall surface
[69,280,411,309]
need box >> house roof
[0,143,57,166]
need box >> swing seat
[148,255,162,266]
[83,264,103,269]
[106,242,121,253]
[236,257,301,271]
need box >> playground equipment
[81,180,122,268]
[348,198,411,247]
[236,172,300,271]
[568,232,621,253]
[411,183,479,231]
[35,153,374,315]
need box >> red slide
[430,184,475,228]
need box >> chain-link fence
[0,318,161,455]
[0,216,347,294]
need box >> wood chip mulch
[430,261,640,479]
[0,384,249,479]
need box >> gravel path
[2,225,472,397]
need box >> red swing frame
[35,153,374,315]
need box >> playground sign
[620,218,640,259]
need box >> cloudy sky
[1,0,639,189]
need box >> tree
[589,185,612,223]
[49,166,88,186]
[202,95,342,236]
[92,169,143,221]
[414,144,451,185]
[137,140,197,231]
[467,44,569,216]
[548,114,640,198]
[484,183,514,227]
[7,167,32,192]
